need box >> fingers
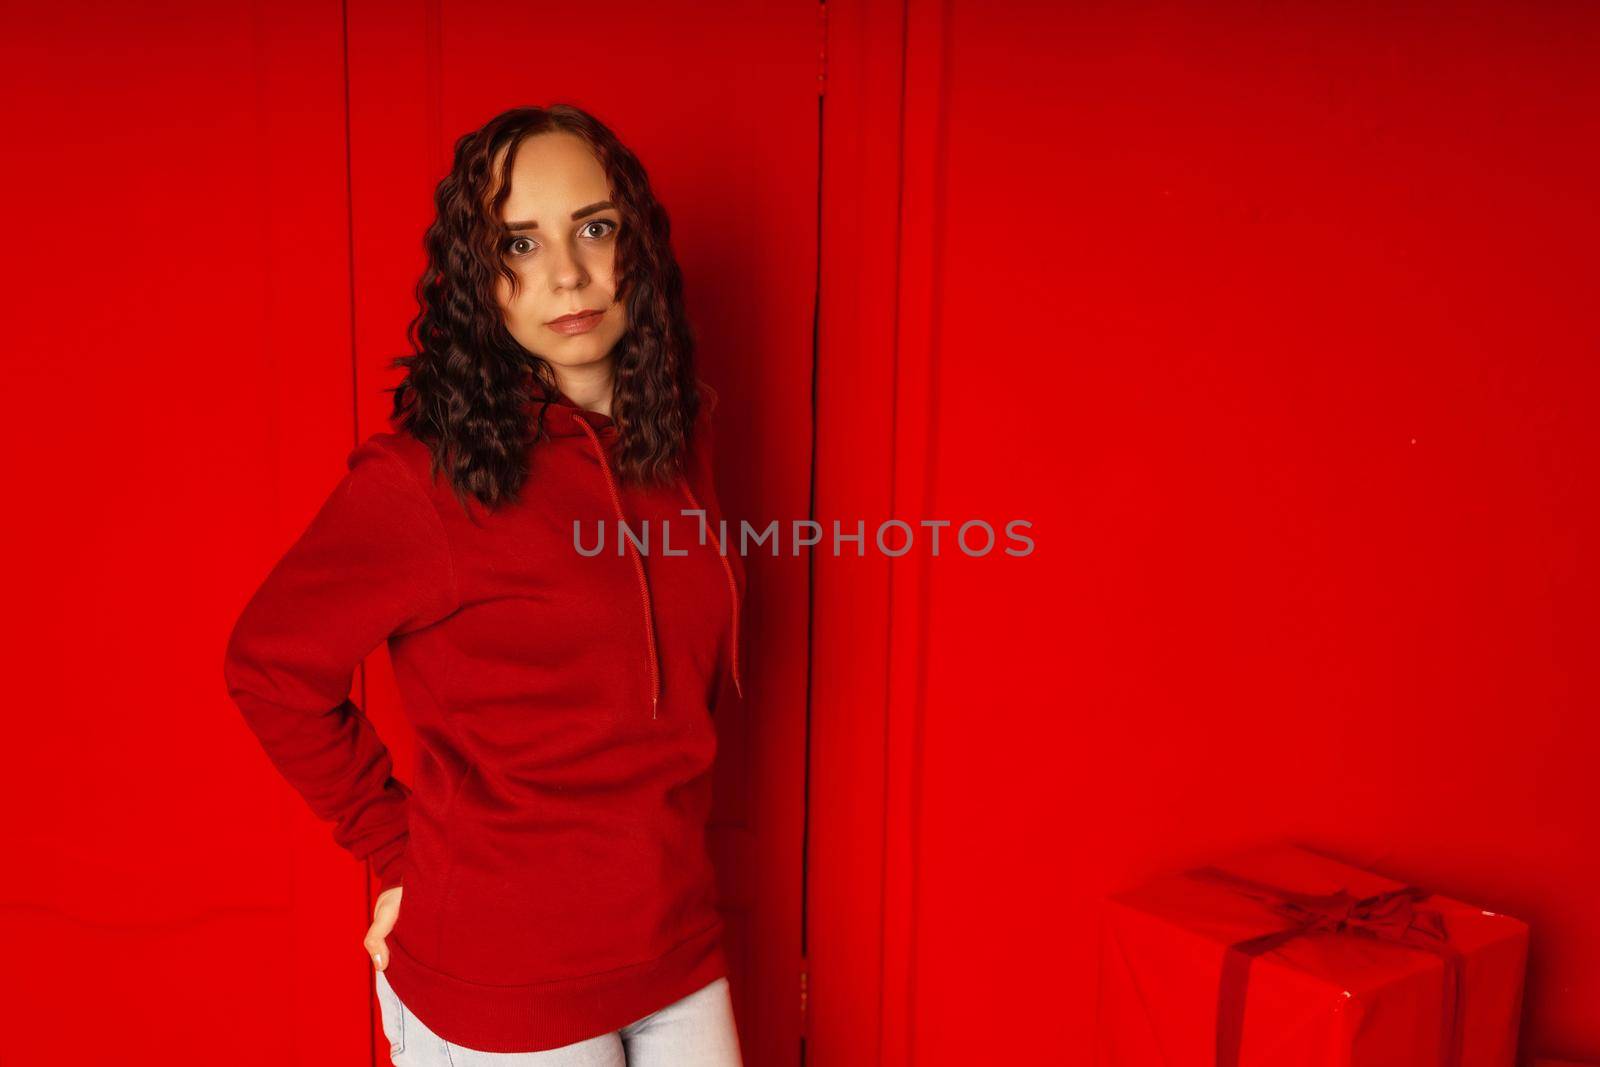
[364,928,389,971]
[366,885,402,970]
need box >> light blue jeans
[374,969,743,1066]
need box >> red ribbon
[1184,865,1465,1067]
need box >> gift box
[1096,842,1529,1067]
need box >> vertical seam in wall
[890,0,953,1061]
[340,0,361,453]
[800,2,827,1060]
[911,0,954,1045]
[336,2,374,1064]
[904,4,953,1062]
[878,0,912,1063]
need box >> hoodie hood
[531,389,744,718]
[532,388,622,440]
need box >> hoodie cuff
[370,836,408,893]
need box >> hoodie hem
[382,919,729,1053]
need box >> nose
[549,240,588,292]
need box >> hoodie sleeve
[222,436,457,893]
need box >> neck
[550,364,615,418]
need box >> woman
[222,104,746,1065]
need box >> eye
[580,219,619,240]
[503,235,537,257]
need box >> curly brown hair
[385,103,706,514]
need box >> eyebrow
[502,200,616,232]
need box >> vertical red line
[880,0,951,1062]
[800,3,828,1062]
[335,3,378,1062]
[876,0,911,1057]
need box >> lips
[547,309,602,325]
[545,308,606,336]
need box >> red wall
[1,2,813,1065]
[3,2,1594,1065]
[811,1,1599,1065]
[2,4,373,1064]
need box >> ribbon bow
[1185,864,1465,1067]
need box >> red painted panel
[4,2,812,1065]
[807,0,910,1061]
[813,2,1600,1065]
[0,3,370,1065]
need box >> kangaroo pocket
[416,787,721,987]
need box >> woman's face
[491,131,628,375]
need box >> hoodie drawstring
[574,419,662,718]
[572,419,745,717]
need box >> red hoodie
[222,384,745,1052]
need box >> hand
[366,885,403,971]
